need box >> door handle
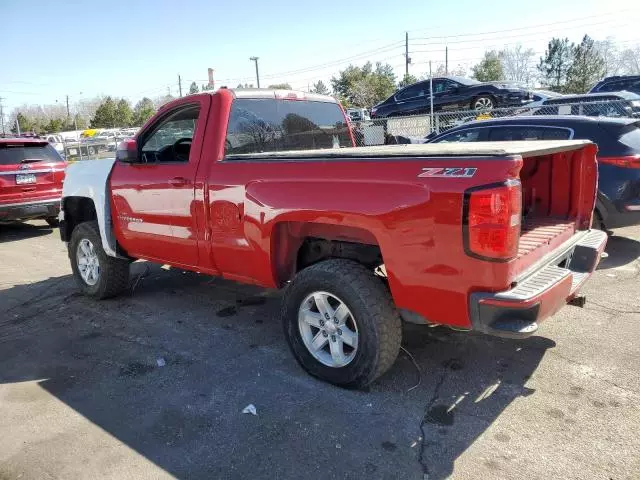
[169,176,190,186]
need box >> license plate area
[16,173,37,184]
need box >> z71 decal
[418,167,477,178]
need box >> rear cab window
[225,98,352,157]
[0,142,63,165]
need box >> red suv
[0,137,66,226]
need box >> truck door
[110,95,210,267]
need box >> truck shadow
[0,266,553,480]
[0,221,54,243]
[597,234,640,270]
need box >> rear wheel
[45,217,59,227]
[69,221,130,299]
[282,259,401,389]
[593,210,613,236]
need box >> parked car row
[364,75,640,122]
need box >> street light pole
[249,56,260,88]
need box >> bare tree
[620,46,640,74]
[432,64,447,77]
[499,45,536,85]
[595,38,621,76]
[449,64,467,77]
[430,63,466,78]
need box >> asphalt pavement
[0,221,639,480]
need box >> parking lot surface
[1,222,639,480]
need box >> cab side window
[436,129,483,143]
[488,126,570,141]
[396,82,428,100]
[140,105,200,163]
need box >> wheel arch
[60,159,123,258]
[270,221,384,287]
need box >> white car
[346,108,371,122]
[42,134,65,156]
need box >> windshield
[0,143,62,165]
[225,98,352,156]
[449,76,480,86]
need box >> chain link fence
[351,99,640,146]
[59,129,139,161]
[28,99,640,161]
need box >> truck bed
[518,217,575,259]
[225,140,592,159]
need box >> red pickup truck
[59,88,607,388]
[0,137,65,226]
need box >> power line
[230,41,405,83]
[406,9,640,37]
[411,19,638,47]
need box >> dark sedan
[535,91,640,118]
[370,76,532,118]
[589,75,640,95]
[425,115,640,230]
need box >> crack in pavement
[416,366,448,480]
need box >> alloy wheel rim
[474,97,493,110]
[77,238,100,286]
[298,291,359,368]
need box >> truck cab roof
[187,88,338,103]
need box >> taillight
[464,181,522,261]
[598,155,640,168]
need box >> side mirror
[116,139,138,163]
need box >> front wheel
[282,259,401,389]
[45,217,59,227]
[472,95,495,111]
[69,221,130,299]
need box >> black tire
[472,95,495,111]
[593,210,613,236]
[593,210,605,230]
[282,259,402,389]
[69,221,130,299]
[45,217,59,227]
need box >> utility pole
[429,61,434,130]
[66,95,70,117]
[0,97,5,135]
[445,46,448,75]
[405,32,410,77]
[178,75,183,97]
[250,57,260,88]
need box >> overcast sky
[1,0,639,113]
